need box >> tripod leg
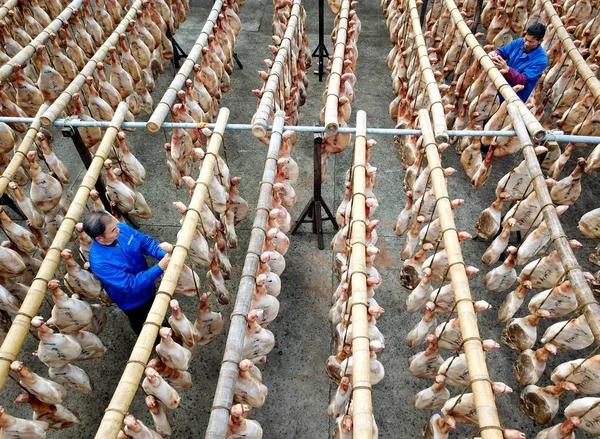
[315,200,325,250]
[291,198,315,235]
[320,199,339,230]
[233,52,243,69]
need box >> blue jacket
[89,223,167,310]
[496,38,548,102]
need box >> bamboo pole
[94,108,230,439]
[349,110,373,438]
[146,0,223,132]
[443,0,547,141]
[0,103,48,198]
[541,0,600,108]
[40,0,143,126]
[0,102,129,393]
[0,0,17,21]
[0,0,83,83]
[204,111,286,439]
[507,103,600,342]
[251,0,301,138]
[407,0,449,143]
[322,0,349,135]
[418,109,503,439]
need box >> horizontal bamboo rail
[0,0,17,21]
[94,107,230,439]
[322,0,350,135]
[0,102,129,393]
[251,0,302,138]
[541,0,600,109]
[40,0,143,126]
[349,110,374,438]
[407,0,449,143]
[0,103,48,198]
[146,0,224,132]
[443,0,547,141]
[0,0,83,83]
[204,110,286,439]
[418,109,503,439]
[507,103,600,343]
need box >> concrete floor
[2,0,600,437]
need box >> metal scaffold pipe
[323,0,350,135]
[0,103,49,198]
[507,103,600,343]
[349,110,374,438]
[40,0,144,126]
[204,110,286,439]
[0,0,83,83]
[419,109,504,439]
[251,0,302,138]
[407,0,449,143]
[443,0,547,141]
[0,101,129,393]
[146,0,224,132]
[94,107,230,439]
[541,0,600,109]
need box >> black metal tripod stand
[312,0,329,82]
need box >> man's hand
[159,242,174,253]
[492,56,509,74]
[158,253,172,271]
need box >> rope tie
[104,407,128,415]
[127,359,148,368]
[143,321,162,328]
[230,311,249,320]
[467,425,505,439]
[155,291,173,299]
[15,311,33,320]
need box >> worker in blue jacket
[489,23,549,103]
[84,210,172,335]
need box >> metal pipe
[204,111,286,439]
[419,109,503,439]
[95,108,230,439]
[146,0,224,132]
[0,102,129,394]
[507,103,600,343]
[0,117,599,142]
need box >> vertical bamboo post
[350,110,373,439]
[419,109,504,439]
[40,0,143,126]
[541,0,600,107]
[0,103,49,198]
[251,0,301,138]
[0,102,129,393]
[204,111,286,439]
[94,108,230,439]
[507,103,600,342]
[0,0,83,83]
[146,0,224,132]
[443,0,547,141]
[407,0,449,143]
[322,0,349,135]
[0,0,18,21]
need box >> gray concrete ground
[2,0,600,437]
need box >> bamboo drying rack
[541,0,600,110]
[204,110,286,439]
[39,0,144,126]
[146,0,224,132]
[443,0,547,141]
[507,103,600,343]
[348,110,374,438]
[418,109,504,438]
[94,107,230,439]
[251,0,302,138]
[406,0,449,143]
[0,101,129,392]
[0,0,17,21]
[322,0,350,135]
[0,103,48,198]
[0,0,83,83]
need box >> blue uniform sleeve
[120,223,167,260]
[496,39,519,60]
[520,57,548,81]
[91,258,164,301]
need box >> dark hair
[83,210,112,239]
[526,23,546,40]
